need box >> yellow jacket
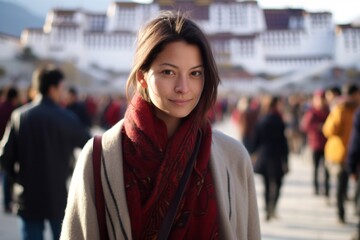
[322,101,358,164]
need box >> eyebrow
[159,63,204,70]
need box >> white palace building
[20,0,360,79]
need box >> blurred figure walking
[285,94,305,154]
[0,87,20,213]
[323,83,360,223]
[301,90,330,197]
[0,66,91,240]
[251,95,289,221]
[232,96,259,151]
[65,86,92,129]
[347,108,360,240]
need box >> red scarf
[122,95,219,239]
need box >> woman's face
[139,41,204,126]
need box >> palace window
[90,16,106,31]
[289,17,304,30]
[117,8,135,29]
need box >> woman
[251,95,289,221]
[60,11,260,240]
[300,90,329,197]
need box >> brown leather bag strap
[93,135,109,240]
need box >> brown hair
[126,11,220,122]
[260,95,280,115]
[32,65,64,96]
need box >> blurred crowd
[226,82,360,239]
[0,84,128,134]
[0,67,360,239]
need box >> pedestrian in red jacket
[301,90,330,197]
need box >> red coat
[301,107,329,151]
[105,101,122,127]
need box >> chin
[172,111,193,119]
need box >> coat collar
[33,95,59,107]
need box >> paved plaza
[0,118,358,239]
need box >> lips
[170,99,192,106]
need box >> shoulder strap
[158,130,203,240]
[93,135,109,240]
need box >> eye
[161,69,175,76]
[191,70,203,77]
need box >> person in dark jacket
[0,66,91,240]
[301,90,330,197]
[251,95,289,221]
[0,87,20,213]
[65,86,92,128]
[347,108,360,240]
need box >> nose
[174,74,189,94]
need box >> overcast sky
[6,0,360,24]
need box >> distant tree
[18,47,37,61]
[0,66,5,77]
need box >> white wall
[0,35,20,60]
[335,28,360,67]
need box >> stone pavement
[0,118,358,239]
[256,152,357,240]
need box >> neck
[157,114,180,138]
[154,108,181,138]
[166,118,181,138]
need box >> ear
[136,71,148,89]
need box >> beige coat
[60,120,261,240]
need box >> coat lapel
[101,120,132,240]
